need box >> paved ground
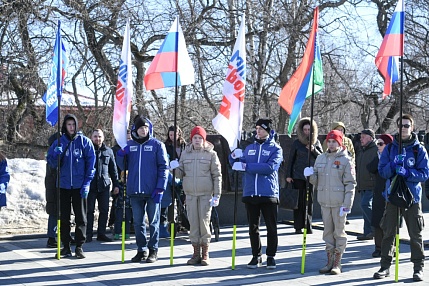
[1,215,428,286]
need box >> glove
[210,195,220,207]
[394,149,406,165]
[231,148,243,159]
[54,145,63,156]
[117,146,130,157]
[396,166,409,178]
[169,159,179,170]
[303,167,314,177]
[232,162,246,171]
[80,185,89,199]
[339,206,351,217]
[151,188,164,203]
[0,183,5,193]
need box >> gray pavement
[1,214,428,286]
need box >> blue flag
[43,20,67,126]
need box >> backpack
[386,143,419,208]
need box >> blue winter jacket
[47,132,96,189]
[230,133,283,198]
[378,133,429,204]
[0,159,10,207]
[117,137,169,196]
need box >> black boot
[146,249,158,263]
[131,251,147,262]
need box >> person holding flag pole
[112,19,133,263]
[278,6,324,273]
[373,1,428,282]
[212,13,246,270]
[43,20,69,260]
[144,16,194,265]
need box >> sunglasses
[398,124,411,128]
[376,142,385,146]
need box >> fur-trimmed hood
[297,117,319,145]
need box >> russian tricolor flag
[144,18,194,90]
[278,7,323,135]
[375,0,404,99]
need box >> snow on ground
[0,158,48,236]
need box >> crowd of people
[0,112,427,281]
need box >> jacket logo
[262,150,271,156]
[407,157,415,168]
[333,161,340,168]
[144,146,153,151]
[248,150,256,155]
[130,146,138,152]
[73,149,81,157]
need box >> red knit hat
[190,126,206,141]
[326,130,343,146]
[378,134,393,145]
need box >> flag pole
[394,54,404,282]
[121,158,128,262]
[170,15,180,265]
[55,20,62,260]
[231,138,240,270]
[301,52,316,276]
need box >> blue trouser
[360,190,373,236]
[130,194,160,252]
[87,187,110,237]
[114,207,132,235]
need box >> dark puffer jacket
[286,117,323,181]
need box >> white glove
[231,148,243,159]
[303,167,314,176]
[232,162,246,171]
[0,183,5,193]
[210,195,220,207]
[169,159,179,170]
[339,207,351,217]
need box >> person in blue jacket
[0,151,10,209]
[47,114,96,259]
[117,115,169,263]
[230,118,283,270]
[374,114,429,282]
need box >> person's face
[334,126,345,134]
[376,139,386,153]
[169,130,177,142]
[399,119,413,139]
[192,134,204,149]
[303,124,311,136]
[127,131,131,140]
[256,126,269,139]
[137,125,149,137]
[327,139,340,152]
[91,130,104,146]
[65,119,76,135]
[360,133,373,147]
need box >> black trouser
[292,179,313,231]
[245,202,278,257]
[87,186,110,237]
[60,188,87,247]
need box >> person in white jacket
[171,126,222,266]
[304,129,356,275]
